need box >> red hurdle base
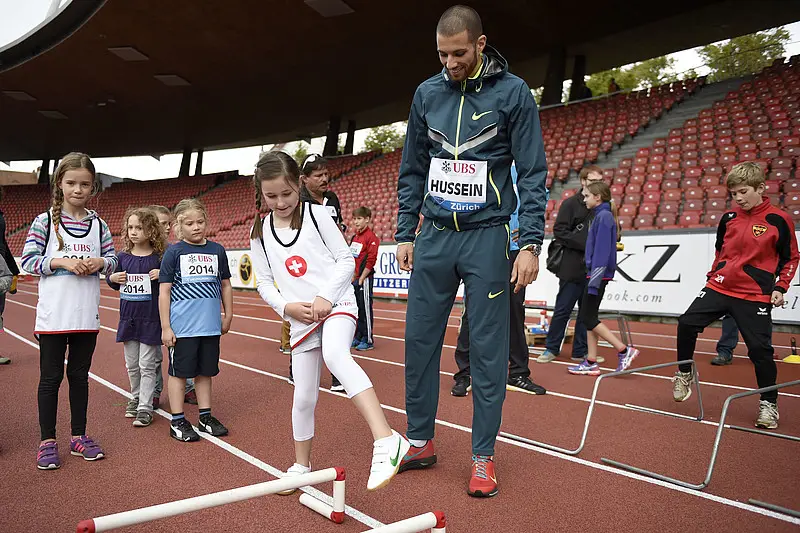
[362,511,446,533]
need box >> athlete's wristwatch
[520,244,541,257]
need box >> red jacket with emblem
[350,227,379,277]
[705,198,799,303]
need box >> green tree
[292,142,309,165]
[363,124,406,153]
[585,55,677,96]
[698,27,790,83]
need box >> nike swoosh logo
[472,111,491,120]
[390,439,402,466]
[488,290,505,299]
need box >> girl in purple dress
[107,207,167,427]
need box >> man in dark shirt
[537,166,603,364]
[0,187,20,365]
[290,154,345,392]
[299,154,345,232]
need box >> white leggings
[292,315,373,441]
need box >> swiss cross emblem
[752,224,767,238]
[285,256,307,277]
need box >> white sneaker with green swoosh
[367,430,411,491]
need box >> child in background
[673,162,798,429]
[568,181,639,376]
[21,152,118,469]
[159,199,233,442]
[349,207,379,351]
[250,151,409,492]
[148,204,196,408]
[107,208,166,427]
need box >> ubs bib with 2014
[121,273,152,301]
[180,254,218,283]
[428,157,487,212]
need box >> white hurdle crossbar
[362,511,447,533]
[76,467,346,532]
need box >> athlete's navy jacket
[395,45,547,248]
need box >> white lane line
[6,320,800,525]
[7,313,799,526]
[2,328,384,530]
[8,297,798,400]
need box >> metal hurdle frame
[500,360,704,455]
[601,380,800,491]
[747,499,800,519]
[362,511,447,533]
[76,467,346,532]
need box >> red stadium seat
[635,215,655,229]
[620,205,638,216]
[660,201,680,214]
[683,200,703,213]
[785,193,800,207]
[640,203,658,215]
[679,213,701,227]
[656,214,677,227]
[706,186,728,198]
[685,187,704,200]
[664,189,682,202]
[707,198,727,211]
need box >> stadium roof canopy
[1,0,799,161]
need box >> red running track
[1,281,798,532]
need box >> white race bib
[121,273,152,301]
[350,241,363,257]
[427,157,488,212]
[180,253,219,283]
[53,242,99,276]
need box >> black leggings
[38,333,98,440]
[577,281,608,331]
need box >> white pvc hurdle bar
[362,511,446,533]
[76,467,346,532]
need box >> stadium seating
[597,58,800,227]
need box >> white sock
[409,438,427,448]
[374,431,397,445]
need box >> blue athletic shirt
[159,240,231,338]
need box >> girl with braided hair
[21,152,118,469]
[249,151,409,492]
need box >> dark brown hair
[50,152,100,250]
[122,207,167,258]
[579,165,603,182]
[353,206,372,219]
[437,5,483,41]
[251,151,303,239]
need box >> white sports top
[35,211,102,334]
[251,203,357,350]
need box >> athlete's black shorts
[168,336,220,378]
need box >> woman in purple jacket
[568,182,640,376]
[107,208,166,426]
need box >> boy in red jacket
[350,207,380,351]
[673,162,799,429]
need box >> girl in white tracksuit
[249,151,409,493]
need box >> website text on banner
[219,231,800,325]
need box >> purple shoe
[617,346,640,372]
[37,441,61,470]
[568,360,601,376]
[70,435,105,461]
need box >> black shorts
[168,336,220,378]
[578,281,608,330]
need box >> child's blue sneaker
[356,341,374,351]
[352,338,362,348]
